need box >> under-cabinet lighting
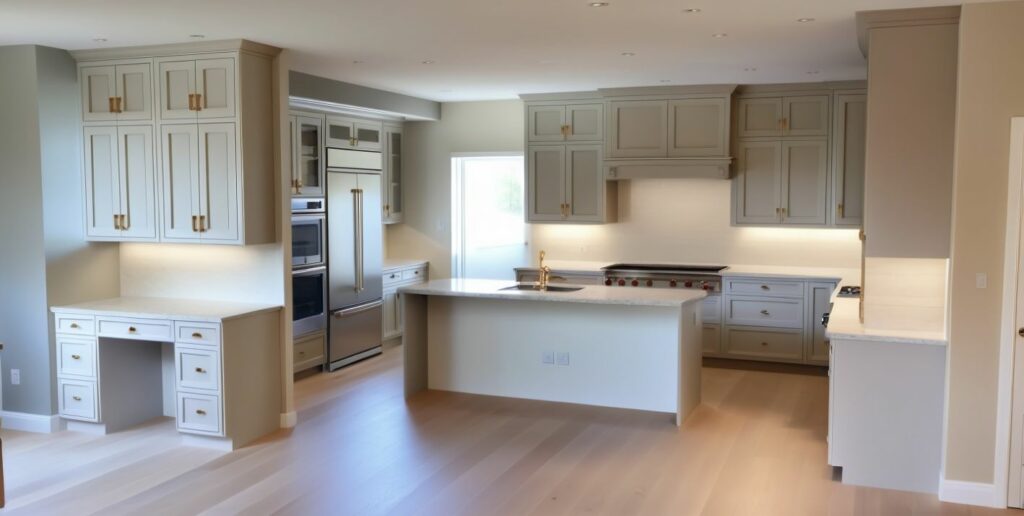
[588,2,610,6]
[712,33,728,38]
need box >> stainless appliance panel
[327,171,383,310]
[327,148,382,171]
[292,266,327,337]
[291,213,325,268]
[291,197,325,214]
[329,300,382,370]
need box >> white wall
[388,100,862,276]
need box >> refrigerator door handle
[332,300,384,318]
[352,188,364,292]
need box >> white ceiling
[1,0,963,102]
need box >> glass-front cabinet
[383,124,403,224]
[290,111,324,197]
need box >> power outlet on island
[556,352,570,366]
[11,368,20,385]
[542,351,555,365]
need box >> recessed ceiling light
[659,79,671,83]
[620,52,636,57]
[796,17,815,23]
[712,33,728,38]
[588,2,610,6]
[806,70,820,75]
[188,34,205,39]
[683,8,701,13]
[352,60,364,64]
[421,60,435,64]
[92,38,108,43]
[744,67,758,72]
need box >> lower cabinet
[293,331,326,373]
[383,262,429,341]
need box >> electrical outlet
[542,351,555,364]
[976,273,988,289]
[557,352,570,366]
[11,369,20,385]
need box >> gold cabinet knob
[70,323,80,329]
[71,354,81,360]
[128,326,137,333]
[761,342,768,347]
[73,396,82,401]
[192,332,203,339]
[298,351,306,356]
[195,409,207,415]
[195,367,206,374]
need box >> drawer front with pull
[724,279,804,298]
[726,297,804,329]
[174,322,221,347]
[401,266,427,282]
[55,314,96,336]
[293,331,325,372]
[175,345,221,392]
[97,317,172,342]
[58,379,98,421]
[383,270,402,286]
[176,392,223,435]
[725,328,803,361]
[57,336,97,379]
[702,295,722,323]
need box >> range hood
[605,157,732,181]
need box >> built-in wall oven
[292,198,326,268]
[293,266,327,337]
[292,197,328,340]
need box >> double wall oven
[292,198,328,345]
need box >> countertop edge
[51,302,284,323]
[398,285,706,308]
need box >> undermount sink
[500,284,583,293]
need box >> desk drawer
[725,279,804,298]
[55,314,95,336]
[725,327,803,361]
[177,392,222,435]
[402,266,427,282]
[97,317,172,342]
[175,345,221,392]
[59,379,98,421]
[174,322,221,347]
[726,297,804,329]
[57,336,97,379]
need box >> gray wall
[0,45,119,416]
[289,71,440,121]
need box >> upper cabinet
[383,124,404,224]
[833,94,867,226]
[290,111,324,197]
[668,98,729,157]
[607,100,668,158]
[74,40,281,245]
[80,62,153,123]
[527,104,603,142]
[737,95,829,138]
[325,116,382,151]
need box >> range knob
[617,279,626,286]
[703,283,713,291]
[631,279,639,287]
[604,278,612,286]
[669,280,677,287]
[684,281,693,288]
[645,279,653,287]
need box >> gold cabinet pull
[108,97,116,113]
[194,93,202,111]
[120,214,129,230]
[72,395,82,401]
[114,96,123,113]
[760,309,771,316]
[71,354,81,360]
[195,409,207,416]
[780,207,787,216]
[114,214,122,230]
[187,93,195,111]
[837,203,844,218]
[349,137,357,147]
[194,367,206,374]
[199,215,207,232]
[192,332,203,339]
[128,326,137,333]
[192,215,199,232]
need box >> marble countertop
[825,297,947,346]
[383,258,429,271]
[516,261,859,284]
[400,279,707,307]
[51,296,283,323]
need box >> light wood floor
[1,344,1013,515]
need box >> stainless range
[600,263,728,292]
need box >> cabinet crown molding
[735,81,867,97]
[71,39,281,62]
[519,84,737,102]
[855,6,961,58]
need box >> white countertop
[826,297,947,346]
[400,279,707,307]
[51,296,283,323]
[383,258,429,271]
[517,261,859,284]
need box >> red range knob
[604,278,612,286]
[703,284,713,291]
[684,281,693,288]
[617,279,626,286]
[669,280,678,287]
[631,280,639,287]
[645,280,653,287]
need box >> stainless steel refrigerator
[326,148,384,371]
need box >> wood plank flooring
[0,344,1012,515]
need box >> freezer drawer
[329,300,383,370]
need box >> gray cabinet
[607,100,668,158]
[80,62,153,123]
[527,144,610,223]
[737,95,828,138]
[326,116,382,151]
[781,140,828,225]
[668,98,728,157]
[289,111,324,197]
[527,104,603,142]
[806,281,836,364]
[527,145,566,222]
[383,124,404,224]
[833,94,867,226]
[735,141,782,224]
[83,125,158,241]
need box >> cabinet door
[114,63,152,122]
[566,104,603,142]
[197,123,239,242]
[736,98,783,138]
[80,66,117,122]
[781,140,828,225]
[668,98,727,157]
[160,124,201,240]
[117,126,158,240]
[195,58,236,119]
[295,114,324,197]
[325,116,355,148]
[382,288,400,339]
[384,129,403,224]
[833,94,866,226]
[734,141,782,224]
[807,282,836,364]
[83,126,121,238]
[527,106,566,142]
[289,115,298,192]
[783,96,829,137]
[607,100,668,158]
[565,145,604,222]
[158,60,197,121]
[354,120,383,151]
[527,145,566,222]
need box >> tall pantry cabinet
[74,40,280,245]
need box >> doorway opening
[451,154,528,280]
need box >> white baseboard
[939,479,1003,508]
[1,411,64,433]
[280,411,297,428]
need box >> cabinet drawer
[97,317,172,342]
[725,328,803,361]
[724,279,804,298]
[175,345,221,392]
[383,269,403,286]
[55,314,96,336]
[702,324,721,354]
[177,392,223,435]
[174,322,221,347]
[702,295,722,323]
[59,379,98,421]
[726,297,804,328]
[402,266,427,282]
[57,336,97,379]
[294,332,325,372]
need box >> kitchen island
[400,279,706,425]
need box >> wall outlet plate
[11,368,20,385]
[556,352,570,366]
[542,351,555,365]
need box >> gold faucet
[536,250,565,290]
